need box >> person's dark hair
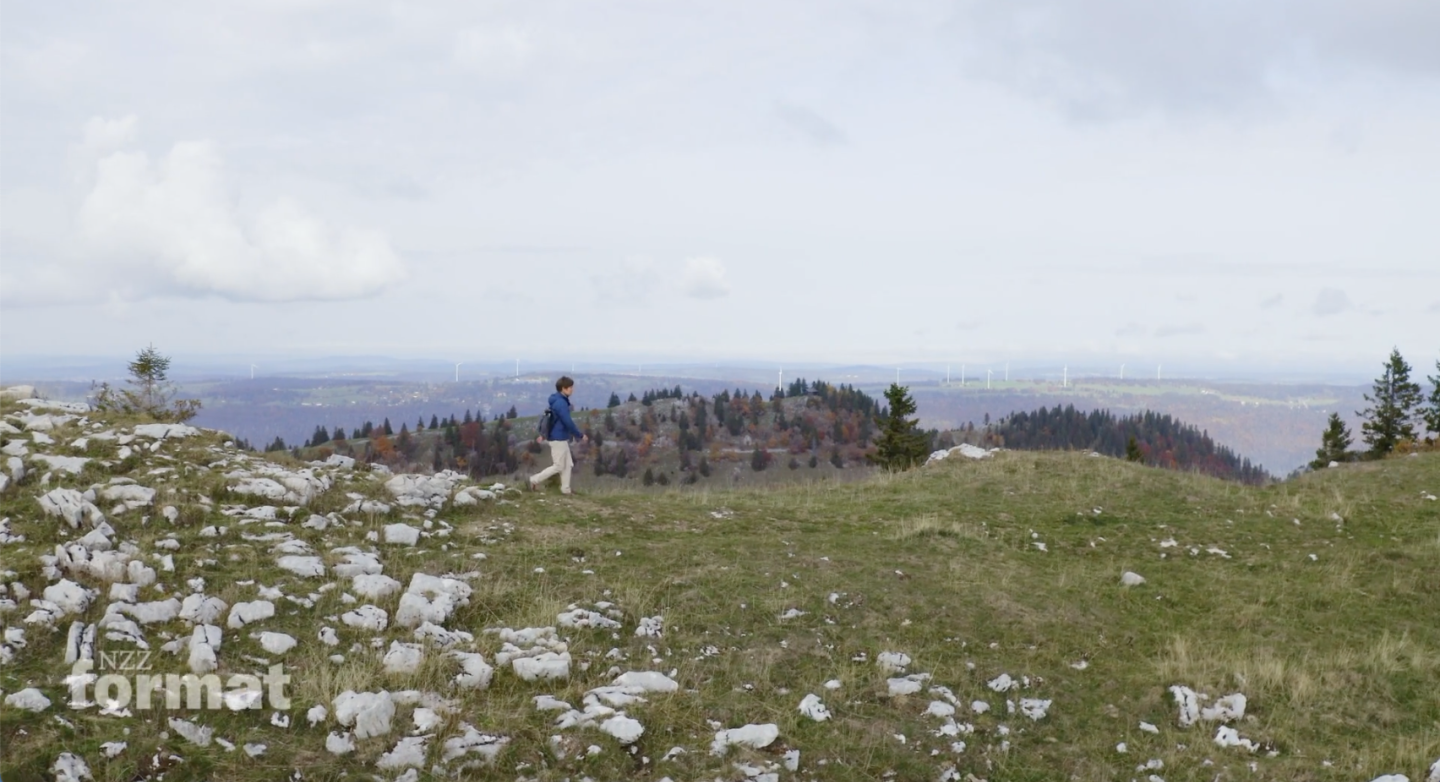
[556,376,574,392]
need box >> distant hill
[938,404,1269,484]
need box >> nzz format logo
[67,649,292,712]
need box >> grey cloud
[1312,288,1351,316]
[956,320,983,331]
[1428,301,1440,313]
[947,0,1440,118]
[774,103,847,146]
[1155,323,1205,338]
[1260,294,1284,309]
[1114,323,1146,337]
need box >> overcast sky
[3,1,1437,374]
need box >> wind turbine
[1063,365,1068,388]
[515,359,520,378]
[250,364,257,380]
[986,369,993,390]
[1005,362,1009,382]
[961,364,966,386]
[454,362,463,382]
[1157,364,1162,381]
[896,367,901,385]
[1120,364,1125,380]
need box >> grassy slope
[1,403,1437,782]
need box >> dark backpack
[537,407,557,438]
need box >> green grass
[2,401,1437,781]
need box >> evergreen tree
[642,467,655,486]
[1126,436,1143,463]
[463,409,473,425]
[383,418,394,436]
[333,427,347,441]
[506,406,518,419]
[1424,360,1440,441]
[416,417,425,431]
[1359,348,1423,457]
[627,393,637,403]
[872,384,929,470]
[360,421,374,438]
[1310,413,1353,469]
[608,392,621,408]
[310,425,330,447]
[750,448,768,471]
[698,456,711,477]
[266,436,287,452]
[656,472,670,486]
[430,414,439,430]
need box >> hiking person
[529,376,588,494]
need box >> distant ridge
[951,404,1268,484]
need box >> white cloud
[680,257,731,300]
[1312,287,1351,316]
[69,120,406,303]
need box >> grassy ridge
[1,404,1437,781]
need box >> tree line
[1310,348,1440,469]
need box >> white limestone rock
[341,604,388,631]
[352,574,402,600]
[376,736,428,770]
[383,641,424,674]
[711,723,780,756]
[5,687,52,712]
[227,600,276,629]
[259,632,298,655]
[276,555,325,578]
[51,752,93,782]
[450,651,495,689]
[333,690,395,739]
[168,717,214,746]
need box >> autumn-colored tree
[372,432,395,460]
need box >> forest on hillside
[278,379,1272,486]
[938,404,1269,484]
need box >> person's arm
[557,399,585,440]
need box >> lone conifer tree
[1309,413,1353,469]
[872,384,929,470]
[1358,348,1423,457]
[1125,436,1143,463]
[91,344,200,422]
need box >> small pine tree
[383,418,394,436]
[750,448,768,471]
[506,406,518,419]
[430,414,440,429]
[872,384,930,470]
[698,456,711,477]
[1359,348,1423,457]
[91,344,201,422]
[1125,436,1143,463]
[656,472,670,486]
[1309,413,1353,469]
[642,467,655,486]
[808,454,818,468]
[608,392,621,408]
[627,393,637,403]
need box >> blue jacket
[546,392,585,441]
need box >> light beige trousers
[530,440,574,493]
